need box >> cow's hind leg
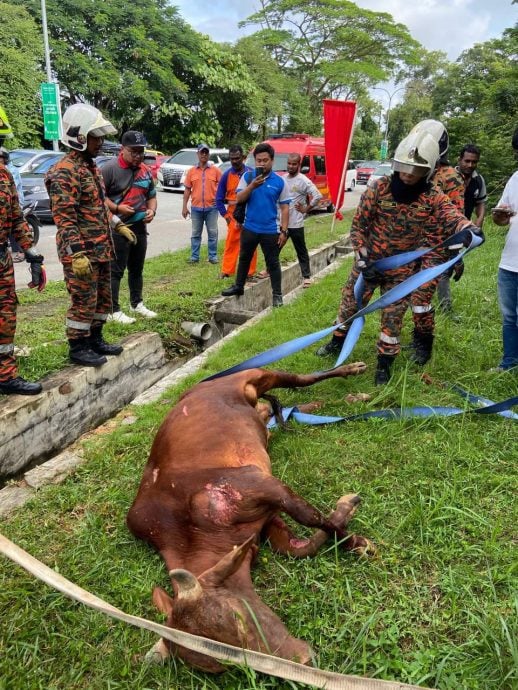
[251,362,367,398]
[264,494,375,557]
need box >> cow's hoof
[144,639,169,664]
[345,361,367,376]
[351,536,377,558]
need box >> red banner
[323,99,357,219]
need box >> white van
[157,148,229,191]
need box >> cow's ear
[152,586,174,615]
[199,535,256,587]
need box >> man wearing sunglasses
[102,130,158,324]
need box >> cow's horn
[169,568,203,601]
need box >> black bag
[233,201,247,225]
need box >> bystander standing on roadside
[216,145,257,280]
[102,130,157,324]
[284,153,322,287]
[222,143,290,307]
[46,104,124,367]
[490,129,518,372]
[436,143,487,313]
[182,144,222,265]
[0,107,45,395]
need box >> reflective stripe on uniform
[412,304,433,313]
[93,313,108,321]
[448,243,463,250]
[379,332,399,345]
[66,318,91,331]
[0,343,14,354]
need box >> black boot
[410,330,434,365]
[69,338,107,367]
[0,376,42,396]
[374,354,395,385]
[89,325,123,356]
[221,284,244,297]
[316,333,345,356]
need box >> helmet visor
[89,123,117,138]
[392,161,429,177]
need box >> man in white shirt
[491,129,518,371]
[284,153,323,287]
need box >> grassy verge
[0,218,516,690]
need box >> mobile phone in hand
[255,166,265,177]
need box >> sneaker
[187,258,199,264]
[107,311,136,325]
[208,258,219,264]
[130,302,157,319]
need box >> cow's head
[151,536,313,672]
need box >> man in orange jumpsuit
[216,145,257,280]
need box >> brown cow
[127,363,371,672]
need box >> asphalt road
[14,185,363,288]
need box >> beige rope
[0,533,432,690]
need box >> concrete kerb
[0,241,353,518]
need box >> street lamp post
[41,0,60,152]
[372,85,406,159]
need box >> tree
[0,2,44,147]
[16,0,258,149]
[240,0,421,125]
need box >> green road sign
[380,139,388,160]
[40,82,62,141]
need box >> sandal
[257,270,270,279]
[303,278,313,288]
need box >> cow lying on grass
[127,363,371,672]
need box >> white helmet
[409,119,449,158]
[61,103,116,151]
[392,130,439,181]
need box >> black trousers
[110,221,148,311]
[236,228,282,296]
[288,226,310,278]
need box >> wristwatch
[280,229,288,235]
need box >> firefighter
[316,129,480,385]
[0,107,46,395]
[406,119,465,364]
[46,103,132,367]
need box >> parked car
[367,162,392,187]
[9,148,63,175]
[144,153,169,182]
[158,148,229,191]
[356,160,381,185]
[345,159,356,191]
[350,159,365,169]
[21,153,65,222]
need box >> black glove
[360,261,385,283]
[24,250,44,264]
[449,259,464,282]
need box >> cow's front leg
[264,494,374,557]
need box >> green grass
[0,218,517,689]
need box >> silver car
[158,148,229,192]
[8,148,63,175]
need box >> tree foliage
[240,0,421,129]
[0,2,44,147]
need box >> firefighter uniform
[46,151,113,340]
[0,168,34,382]
[335,176,471,357]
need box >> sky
[173,0,514,62]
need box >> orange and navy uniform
[46,151,113,339]
[410,163,465,333]
[216,165,257,277]
[336,176,471,356]
[0,167,33,381]
[184,164,222,210]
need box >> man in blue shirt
[222,143,290,306]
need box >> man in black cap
[102,130,158,323]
